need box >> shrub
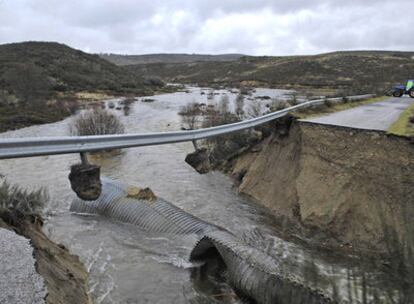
[246,100,264,118]
[323,97,333,107]
[69,109,125,136]
[218,95,230,115]
[179,102,202,116]
[143,76,165,87]
[202,102,253,163]
[234,93,245,119]
[289,92,299,106]
[239,86,251,95]
[269,99,291,112]
[0,181,48,215]
[179,101,204,130]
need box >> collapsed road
[301,96,414,130]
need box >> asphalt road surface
[302,96,414,130]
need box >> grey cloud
[0,0,413,55]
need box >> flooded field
[0,87,402,303]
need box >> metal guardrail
[0,94,374,159]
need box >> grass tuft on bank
[0,180,48,216]
[387,102,414,137]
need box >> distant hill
[100,53,245,65]
[0,41,156,100]
[0,41,161,132]
[126,51,414,95]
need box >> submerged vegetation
[180,94,273,166]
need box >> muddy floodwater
[0,87,402,303]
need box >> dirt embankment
[226,121,414,253]
[0,213,91,304]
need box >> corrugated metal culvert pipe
[70,178,336,304]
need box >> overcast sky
[0,0,413,55]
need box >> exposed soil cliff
[225,122,414,253]
[0,213,91,304]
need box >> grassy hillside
[127,51,414,95]
[0,41,162,132]
[0,41,155,96]
[100,53,244,65]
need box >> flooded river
[0,87,401,303]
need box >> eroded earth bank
[217,120,413,254]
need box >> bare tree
[181,112,198,130]
[288,92,299,106]
[179,101,202,130]
[246,100,264,118]
[234,93,245,119]
[218,95,230,115]
[269,98,291,112]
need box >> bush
[143,76,165,87]
[234,93,245,119]
[246,100,264,118]
[323,97,332,107]
[179,102,203,130]
[269,99,291,112]
[202,102,254,163]
[289,92,299,106]
[69,109,125,136]
[0,181,48,215]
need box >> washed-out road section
[302,97,414,130]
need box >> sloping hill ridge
[100,53,245,65]
[126,51,414,94]
[0,41,152,97]
[0,41,162,132]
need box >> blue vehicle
[390,80,414,98]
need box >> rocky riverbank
[0,212,91,304]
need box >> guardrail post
[192,140,198,150]
[80,152,89,165]
[69,151,102,201]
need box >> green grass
[295,96,387,119]
[387,102,414,137]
